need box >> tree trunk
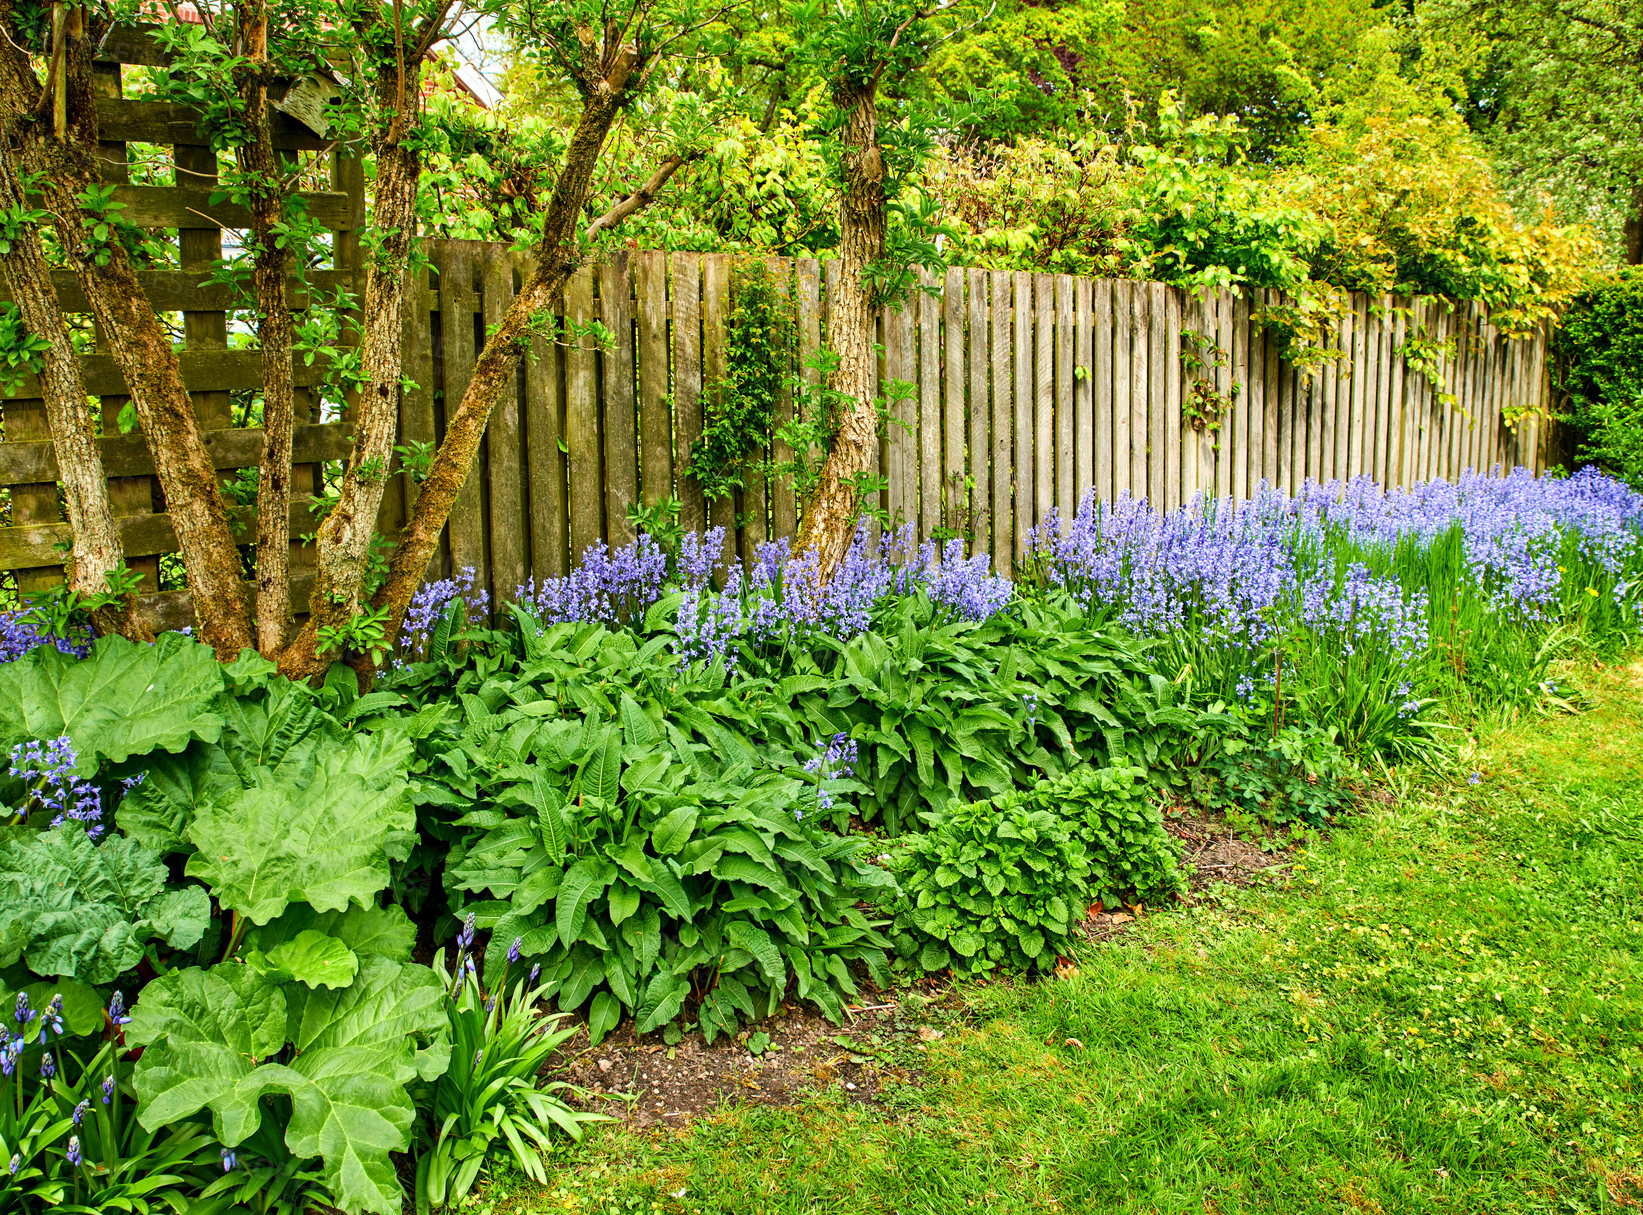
[14,25,252,658]
[360,92,630,665]
[236,0,295,652]
[794,80,887,578]
[278,84,425,680]
[1624,176,1643,266]
[0,143,147,641]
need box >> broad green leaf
[529,771,567,863]
[129,966,288,1143]
[244,904,417,965]
[588,991,621,1045]
[619,694,655,748]
[0,829,210,983]
[116,743,236,854]
[555,858,617,944]
[185,732,414,924]
[726,922,784,985]
[650,805,697,854]
[582,730,622,807]
[635,970,687,1034]
[0,632,223,768]
[266,930,359,989]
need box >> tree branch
[584,151,696,242]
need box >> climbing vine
[690,261,798,502]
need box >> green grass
[472,660,1643,1215]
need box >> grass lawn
[474,660,1643,1215]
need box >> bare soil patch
[553,983,956,1129]
[550,811,1297,1128]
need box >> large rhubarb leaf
[185,731,414,924]
[0,632,223,769]
[0,828,210,983]
[119,679,346,855]
[131,957,449,1215]
[244,903,416,965]
[126,965,289,1144]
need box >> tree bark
[235,0,296,652]
[277,73,426,680]
[794,79,887,578]
[0,142,147,641]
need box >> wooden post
[634,250,673,511]
[1111,280,1131,500]
[990,270,1012,575]
[942,267,966,542]
[671,252,705,535]
[1033,273,1053,533]
[918,269,942,545]
[1054,274,1075,524]
[565,264,601,566]
[441,243,485,578]
[519,249,566,581]
[1072,277,1094,512]
[967,267,990,560]
[481,249,525,609]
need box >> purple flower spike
[101,1074,115,1104]
[40,1051,54,1079]
[507,937,522,966]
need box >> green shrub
[1557,268,1643,486]
[416,655,898,1045]
[889,766,1184,975]
[1191,721,1357,830]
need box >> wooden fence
[1,229,1555,627]
[393,244,1555,613]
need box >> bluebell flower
[7,1154,17,1175]
[40,1052,54,1079]
[65,1136,80,1166]
[101,1074,115,1104]
[528,963,541,986]
[221,1147,236,1171]
[507,937,522,966]
[72,1099,88,1126]
[107,991,131,1028]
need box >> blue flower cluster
[1027,466,1643,666]
[6,735,103,839]
[398,568,492,659]
[0,611,90,663]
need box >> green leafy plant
[1191,720,1358,831]
[126,905,449,1215]
[0,303,49,399]
[410,622,899,1042]
[413,937,604,1210]
[0,828,209,985]
[690,261,796,503]
[1557,267,1643,486]
[889,765,1184,975]
[0,633,224,772]
[0,987,221,1215]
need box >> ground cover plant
[0,465,1640,1211]
[472,656,1643,1215]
